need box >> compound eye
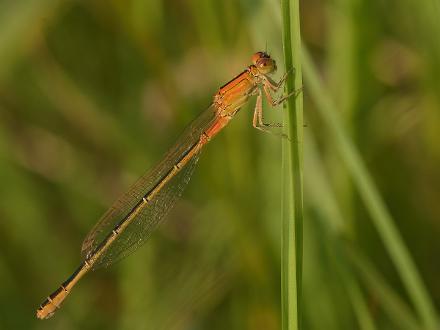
[251,52,264,65]
[257,58,275,74]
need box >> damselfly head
[252,52,276,75]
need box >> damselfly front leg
[252,75,302,136]
[262,68,294,92]
[262,76,303,107]
[252,88,284,136]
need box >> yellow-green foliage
[0,0,438,329]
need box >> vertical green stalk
[280,0,303,329]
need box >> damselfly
[36,52,300,319]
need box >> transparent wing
[81,104,217,269]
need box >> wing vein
[80,105,218,269]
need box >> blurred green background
[0,0,439,329]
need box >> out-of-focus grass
[303,47,437,328]
[0,0,438,329]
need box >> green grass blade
[323,228,377,330]
[305,129,421,329]
[280,0,304,329]
[302,48,438,330]
[342,270,377,330]
[346,247,422,330]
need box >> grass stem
[280,0,304,329]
